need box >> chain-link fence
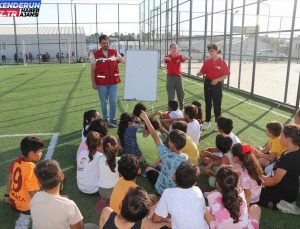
[139,0,300,108]
[1,1,300,108]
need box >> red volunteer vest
[93,49,120,85]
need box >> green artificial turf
[0,63,298,228]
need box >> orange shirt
[110,177,138,214]
[9,156,40,212]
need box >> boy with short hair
[110,154,139,214]
[30,160,84,229]
[6,136,44,215]
[153,162,208,229]
[216,116,240,144]
[184,105,201,144]
[172,121,200,165]
[152,99,184,131]
[255,121,287,168]
[140,111,188,195]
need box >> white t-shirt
[77,150,102,194]
[98,155,120,189]
[187,119,201,144]
[155,186,209,229]
[30,191,83,229]
[168,110,184,119]
[229,132,241,145]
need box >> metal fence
[139,0,300,108]
[1,1,300,108]
[0,2,140,64]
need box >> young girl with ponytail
[82,110,99,142]
[96,135,121,213]
[232,144,263,207]
[77,131,102,195]
[205,166,261,229]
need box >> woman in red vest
[91,35,125,128]
[197,44,230,131]
[164,43,191,110]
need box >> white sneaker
[202,122,211,131]
[277,200,300,215]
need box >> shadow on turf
[0,70,48,98]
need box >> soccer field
[0,63,298,228]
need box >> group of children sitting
[4,101,300,229]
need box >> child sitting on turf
[184,105,201,144]
[217,116,240,144]
[100,187,167,229]
[172,120,200,165]
[30,160,84,229]
[77,119,108,159]
[96,136,121,213]
[200,116,240,163]
[136,117,161,179]
[117,112,142,157]
[81,109,99,142]
[139,110,188,195]
[77,131,102,195]
[260,124,300,214]
[132,102,147,124]
[191,100,204,125]
[6,136,44,219]
[153,99,184,131]
[153,162,208,229]
[110,154,139,214]
[205,166,261,229]
[232,144,263,207]
[205,134,237,188]
[254,121,287,169]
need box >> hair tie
[242,144,253,155]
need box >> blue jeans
[97,84,118,121]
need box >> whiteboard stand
[124,50,159,102]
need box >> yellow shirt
[269,137,287,158]
[181,135,199,165]
[9,157,40,212]
[110,177,138,214]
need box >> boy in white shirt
[184,105,201,144]
[152,99,184,131]
[30,160,85,229]
[152,162,208,229]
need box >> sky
[0,0,299,37]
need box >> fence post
[250,0,260,95]
[57,4,61,64]
[188,0,193,76]
[284,0,298,103]
[13,16,19,65]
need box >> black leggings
[204,78,223,122]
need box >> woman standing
[197,44,230,131]
[164,43,191,110]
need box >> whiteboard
[124,50,159,102]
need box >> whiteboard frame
[123,50,159,102]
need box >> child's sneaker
[277,200,300,215]
[202,122,211,131]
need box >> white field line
[182,76,294,120]
[0,132,59,229]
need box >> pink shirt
[207,191,259,229]
[239,168,262,203]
